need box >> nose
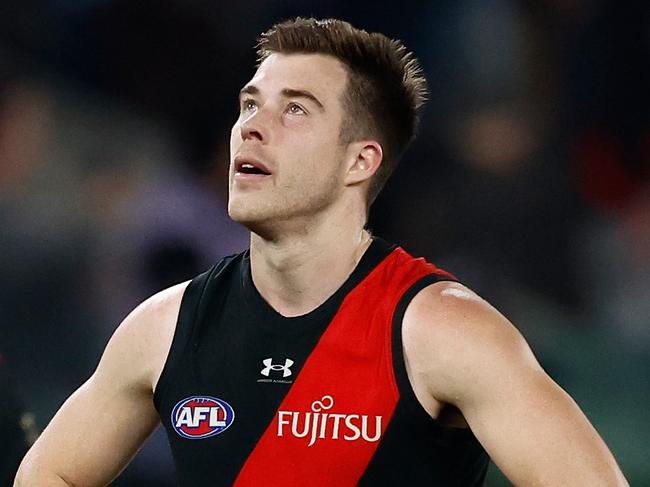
[240,109,267,143]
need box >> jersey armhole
[391,273,475,431]
[152,259,229,411]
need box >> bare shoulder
[97,280,190,393]
[125,281,189,337]
[402,280,532,358]
[402,280,541,406]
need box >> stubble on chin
[227,192,280,235]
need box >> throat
[249,231,373,318]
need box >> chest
[158,285,400,485]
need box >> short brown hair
[257,17,428,204]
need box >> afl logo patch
[171,396,235,439]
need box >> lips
[234,157,271,176]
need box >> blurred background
[0,0,648,485]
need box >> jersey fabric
[154,238,489,486]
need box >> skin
[15,52,628,486]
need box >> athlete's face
[228,53,350,231]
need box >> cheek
[229,125,243,163]
[291,142,344,186]
[230,124,240,148]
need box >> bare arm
[403,282,628,487]
[14,282,187,487]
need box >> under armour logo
[261,358,294,378]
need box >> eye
[286,103,306,115]
[241,98,257,112]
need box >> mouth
[234,157,271,176]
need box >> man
[15,17,628,486]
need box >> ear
[343,140,383,186]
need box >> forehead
[247,53,348,104]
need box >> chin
[228,204,256,225]
[228,199,272,230]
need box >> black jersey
[154,238,489,486]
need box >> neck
[249,211,371,317]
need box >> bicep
[461,360,623,486]
[406,282,628,486]
[17,283,185,487]
[22,371,159,487]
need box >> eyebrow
[239,85,325,111]
[281,89,324,110]
[239,85,259,98]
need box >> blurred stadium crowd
[1,1,648,485]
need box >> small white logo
[261,358,294,378]
[311,395,334,412]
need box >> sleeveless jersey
[154,238,489,486]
